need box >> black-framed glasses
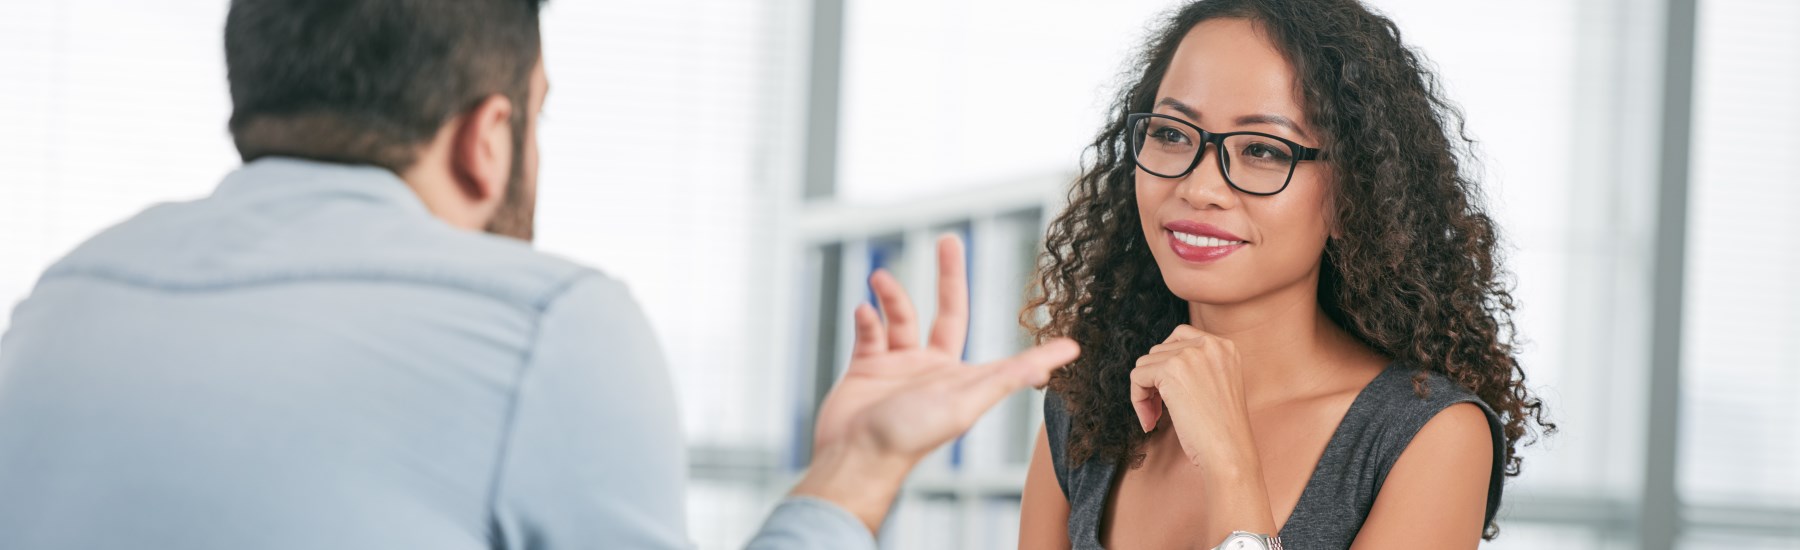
[1126,113,1324,196]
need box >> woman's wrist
[1194,433,1279,545]
[1197,482,1280,547]
[1186,410,1261,469]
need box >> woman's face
[1136,18,1333,307]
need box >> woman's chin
[1163,280,1261,307]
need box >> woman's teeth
[1172,231,1245,248]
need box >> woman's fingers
[1165,323,1205,343]
[850,303,887,358]
[869,269,921,350]
[1129,363,1164,433]
[1131,346,1186,433]
[1135,348,1183,368]
[927,235,970,356]
[1147,326,1233,358]
[1149,324,1208,355]
[1131,329,1244,436]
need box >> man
[0,1,1078,548]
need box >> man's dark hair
[225,0,546,173]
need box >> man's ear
[449,94,515,206]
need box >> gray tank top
[1043,363,1505,550]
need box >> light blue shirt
[0,158,874,550]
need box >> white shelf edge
[793,173,1068,243]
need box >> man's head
[225,0,549,240]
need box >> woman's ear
[449,94,516,209]
[1323,182,1345,240]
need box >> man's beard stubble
[483,131,535,242]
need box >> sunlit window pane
[1679,0,1800,509]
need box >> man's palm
[811,236,1079,464]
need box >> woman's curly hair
[1024,0,1552,538]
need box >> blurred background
[1,0,1795,548]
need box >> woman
[1017,1,1552,548]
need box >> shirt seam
[479,270,602,548]
[39,265,585,315]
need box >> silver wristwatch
[1213,530,1283,550]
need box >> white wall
[835,0,1181,203]
[0,1,239,327]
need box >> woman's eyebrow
[1155,97,1203,120]
[1157,97,1312,140]
[1235,113,1311,139]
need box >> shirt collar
[211,156,433,217]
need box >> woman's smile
[1164,220,1250,263]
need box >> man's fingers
[927,235,970,356]
[956,339,1080,418]
[869,270,921,350]
[851,303,887,358]
[1002,338,1080,387]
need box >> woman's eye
[1151,127,1190,145]
[1241,142,1291,161]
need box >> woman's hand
[1131,324,1279,546]
[1130,324,1258,468]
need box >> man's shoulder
[389,225,609,312]
[42,193,613,315]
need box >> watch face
[1222,533,1270,550]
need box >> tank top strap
[1278,364,1506,548]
